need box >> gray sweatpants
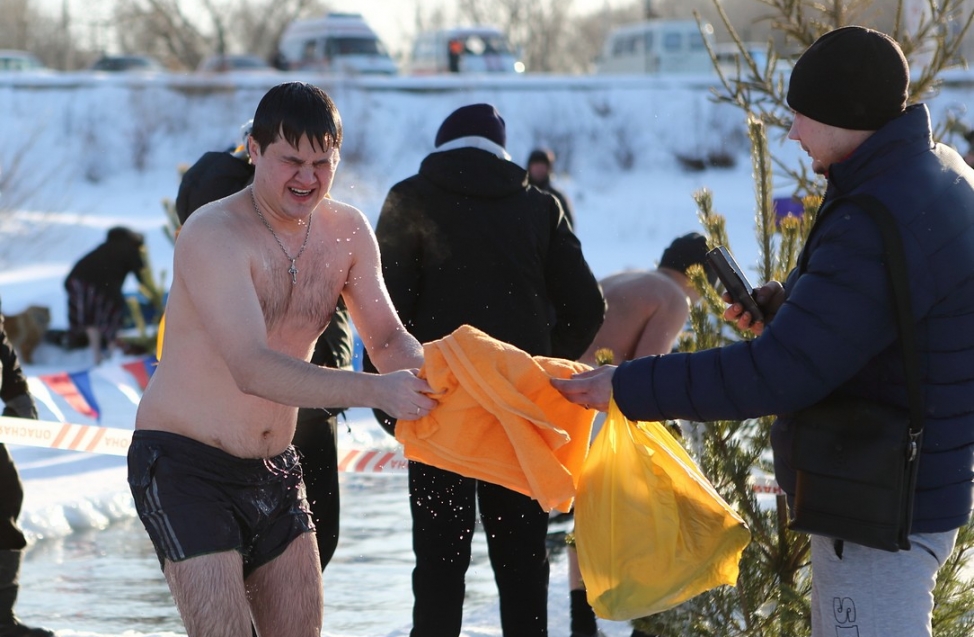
[810,530,958,637]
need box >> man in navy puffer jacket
[553,26,974,637]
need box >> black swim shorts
[127,429,315,578]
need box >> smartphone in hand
[705,246,764,323]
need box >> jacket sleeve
[132,244,149,287]
[0,318,30,403]
[611,203,901,422]
[554,190,575,230]
[310,297,354,371]
[542,194,605,360]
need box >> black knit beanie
[787,26,909,131]
[528,148,554,166]
[659,233,717,286]
[435,103,507,149]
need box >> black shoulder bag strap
[799,193,924,553]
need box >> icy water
[23,517,179,631]
[15,472,575,636]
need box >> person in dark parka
[0,298,54,637]
[371,103,605,637]
[552,27,974,637]
[64,226,147,365]
[526,148,575,229]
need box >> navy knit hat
[435,103,507,149]
[787,26,909,131]
[659,233,717,286]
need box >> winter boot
[0,550,54,637]
[570,589,603,637]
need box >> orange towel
[396,324,595,513]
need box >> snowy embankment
[2,68,973,541]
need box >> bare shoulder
[601,269,669,295]
[600,269,648,288]
[174,193,254,261]
[180,191,251,236]
[320,197,370,224]
[315,197,377,242]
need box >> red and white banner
[337,448,410,473]
[0,416,131,455]
[0,415,407,473]
[750,473,784,495]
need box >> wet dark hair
[251,82,343,154]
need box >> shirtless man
[580,232,715,366]
[127,82,435,637]
[569,232,715,637]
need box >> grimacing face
[250,134,341,220]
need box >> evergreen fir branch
[161,197,180,245]
[747,115,776,283]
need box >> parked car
[408,26,524,74]
[276,12,397,75]
[0,50,47,71]
[595,19,715,74]
[88,55,165,72]
[197,54,276,73]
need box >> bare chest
[253,238,349,334]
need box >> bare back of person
[580,269,691,366]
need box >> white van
[713,42,791,79]
[276,12,398,75]
[408,27,524,75]
[595,19,715,75]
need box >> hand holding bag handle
[789,193,923,553]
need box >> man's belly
[135,375,298,459]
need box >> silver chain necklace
[250,187,313,285]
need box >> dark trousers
[292,410,341,570]
[0,444,26,551]
[409,461,550,637]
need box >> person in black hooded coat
[367,103,605,637]
[64,226,147,364]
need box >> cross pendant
[288,259,298,284]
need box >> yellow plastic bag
[574,399,751,620]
